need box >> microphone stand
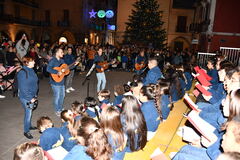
[82,64,95,97]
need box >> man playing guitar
[47,46,78,116]
[135,49,147,75]
[94,47,107,92]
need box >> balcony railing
[189,20,210,33]
[57,21,70,27]
[176,26,187,33]
[13,0,39,8]
[0,14,50,27]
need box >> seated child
[139,85,161,140]
[113,84,125,110]
[84,97,100,122]
[70,101,87,120]
[14,142,46,160]
[123,83,133,96]
[60,110,78,151]
[64,117,112,160]
[37,116,63,151]
[98,89,111,112]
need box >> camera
[26,100,38,110]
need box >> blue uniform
[207,69,219,90]
[63,145,92,160]
[60,124,77,151]
[18,66,38,101]
[141,100,160,131]
[184,72,193,91]
[143,66,163,85]
[161,94,170,120]
[39,127,62,151]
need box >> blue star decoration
[89,9,97,18]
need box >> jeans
[51,84,65,112]
[20,98,33,133]
[122,63,126,70]
[65,70,74,89]
[96,72,106,92]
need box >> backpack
[13,68,28,97]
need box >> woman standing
[18,56,38,139]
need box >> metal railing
[197,52,216,68]
[220,47,240,66]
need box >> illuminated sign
[97,10,106,18]
[107,25,116,31]
[89,9,114,18]
[106,10,114,18]
[89,9,97,18]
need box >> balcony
[189,20,210,33]
[57,21,70,27]
[0,14,50,27]
[176,26,188,33]
[12,0,39,8]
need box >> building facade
[0,0,117,45]
[116,0,196,51]
[192,0,240,52]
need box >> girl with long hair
[121,95,147,152]
[101,106,127,159]
[139,85,161,140]
[169,71,185,102]
[64,116,112,160]
[156,79,171,120]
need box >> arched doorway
[59,31,76,44]
[170,36,191,51]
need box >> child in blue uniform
[139,85,161,140]
[100,106,127,160]
[64,117,112,160]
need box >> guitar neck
[63,58,80,70]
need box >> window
[176,16,187,32]
[14,5,20,17]
[32,9,35,20]
[63,9,69,22]
[0,4,4,15]
[45,10,50,22]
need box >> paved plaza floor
[0,71,133,160]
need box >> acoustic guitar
[96,60,116,73]
[51,57,80,82]
[135,61,146,71]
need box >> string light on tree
[124,0,166,49]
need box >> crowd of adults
[1,35,240,160]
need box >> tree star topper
[89,9,97,18]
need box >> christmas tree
[124,0,166,49]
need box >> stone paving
[0,71,133,160]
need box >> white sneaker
[0,95,5,98]
[66,89,70,93]
[69,87,75,91]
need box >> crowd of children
[12,54,240,160]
